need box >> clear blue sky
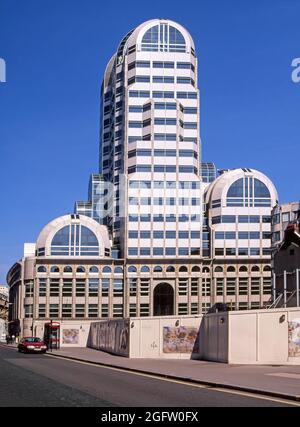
[0,0,299,283]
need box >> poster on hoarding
[288,319,300,357]
[62,329,79,344]
[163,326,199,353]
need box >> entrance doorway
[153,283,174,316]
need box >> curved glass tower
[100,19,202,259]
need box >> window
[113,279,123,297]
[114,266,123,274]
[141,24,186,53]
[49,304,59,318]
[49,279,60,297]
[50,266,59,273]
[153,61,174,68]
[238,278,248,295]
[226,279,236,295]
[62,279,73,297]
[129,90,150,98]
[177,77,194,85]
[251,278,260,295]
[140,279,150,296]
[101,304,109,318]
[140,265,150,273]
[140,304,150,317]
[191,303,198,315]
[216,278,224,296]
[76,279,85,296]
[76,266,85,273]
[113,304,123,318]
[51,224,99,256]
[153,91,174,99]
[75,304,85,318]
[191,278,198,296]
[102,266,111,274]
[166,265,175,272]
[177,91,197,99]
[179,278,188,295]
[129,304,137,317]
[64,266,72,273]
[88,304,98,318]
[37,266,46,273]
[263,278,271,295]
[62,304,72,318]
[177,62,194,69]
[88,278,99,296]
[154,266,163,273]
[38,304,46,318]
[39,279,47,297]
[202,278,211,296]
[24,304,33,318]
[227,177,271,207]
[178,303,188,315]
[101,279,109,297]
[153,76,174,83]
[25,280,34,297]
[128,266,137,273]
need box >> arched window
[214,266,223,273]
[227,266,236,272]
[179,266,188,272]
[114,266,123,274]
[227,177,271,207]
[202,267,210,273]
[89,266,98,273]
[102,266,111,274]
[192,266,200,272]
[50,266,59,273]
[51,224,99,256]
[251,265,260,272]
[63,266,72,273]
[263,265,271,272]
[37,266,46,273]
[166,266,175,273]
[141,24,186,53]
[154,266,163,273]
[76,266,85,273]
[141,266,150,273]
[128,266,137,273]
[239,266,248,272]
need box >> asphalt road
[0,346,296,407]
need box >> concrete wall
[201,308,300,364]
[89,316,203,359]
[30,320,92,348]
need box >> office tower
[100,19,202,259]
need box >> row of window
[215,231,272,240]
[128,90,197,99]
[26,300,268,319]
[128,247,201,256]
[128,165,198,174]
[128,230,202,239]
[128,76,195,86]
[129,180,200,189]
[37,265,123,274]
[212,215,271,224]
[129,197,200,206]
[128,149,198,159]
[128,119,197,128]
[215,248,272,256]
[128,103,197,114]
[128,61,195,71]
[128,214,201,222]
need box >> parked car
[18,337,47,353]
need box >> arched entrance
[153,283,174,316]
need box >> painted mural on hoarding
[62,329,79,344]
[88,320,130,356]
[163,326,198,353]
[288,319,300,357]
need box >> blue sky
[0,0,299,283]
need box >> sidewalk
[47,347,300,401]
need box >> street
[0,346,297,407]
